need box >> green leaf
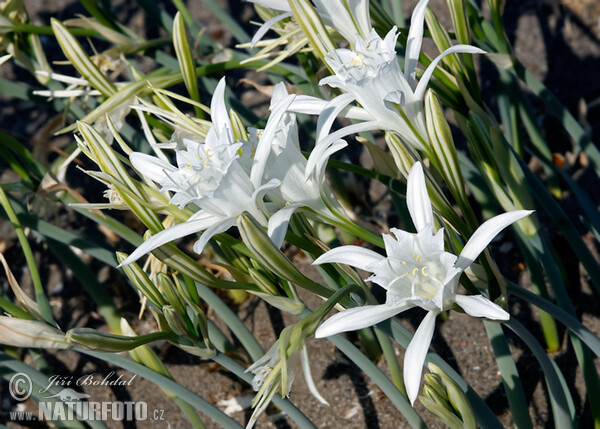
[51,19,116,97]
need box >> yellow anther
[204,159,211,169]
[412,268,420,276]
[416,255,424,263]
[185,161,192,169]
[421,266,429,276]
[206,148,213,158]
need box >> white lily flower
[285,0,484,175]
[313,162,532,405]
[119,78,287,267]
[252,83,348,247]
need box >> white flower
[258,83,348,247]
[284,0,484,175]
[313,162,532,405]
[118,78,287,267]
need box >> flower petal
[407,162,433,232]
[456,210,533,270]
[314,139,347,183]
[414,45,485,101]
[315,302,414,338]
[130,152,175,183]
[118,215,219,267]
[268,203,304,248]
[316,93,355,143]
[404,0,429,89]
[454,294,510,320]
[250,95,296,188]
[252,178,281,214]
[305,121,380,177]
[284,94,373,122]
[193,217,236,254]
[404,309,439,405]
[313,245,385,271]
[211,77,233,142]
[300,344,329,405]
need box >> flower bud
[65,328,173,352]
[420,363,476,429]
[162,305,189,336]
[0,317,68,349]
[237,212,330,296]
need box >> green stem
[194,282,264,361]
[374,327,406,397]
[503,319,575,428]
[79,350,244,428]
[483,322,532,429]
[7,23,98,37]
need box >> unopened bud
[65,328,173,352]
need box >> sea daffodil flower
[119,78,292,266]
[313,162,532,404]
[293,0,484,175]
[258,83,349,247]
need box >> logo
[42,388,92,401]
[8,372,165,423]
[9,373,32,401]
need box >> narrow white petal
[305,121,380,177]
[404,310,439,405]
[406,162,433,232]
[456,210,533,270]
[414,45,486,101]
[130,152,175,183]
[118,217,219,267]
[193,217,236,254]
[454,295,509,320]
[285,94,373,122]
[300,344,329,405]
[211,78,233,141]
[315,303,414,338]
[404,0,429,88]
[314,140,347,183]
[250,96,296,188]
[268,203,303,248]
[251,12,292,47]
[313,245,384,270]
[252,178,281,205]
[316,93,354,143]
